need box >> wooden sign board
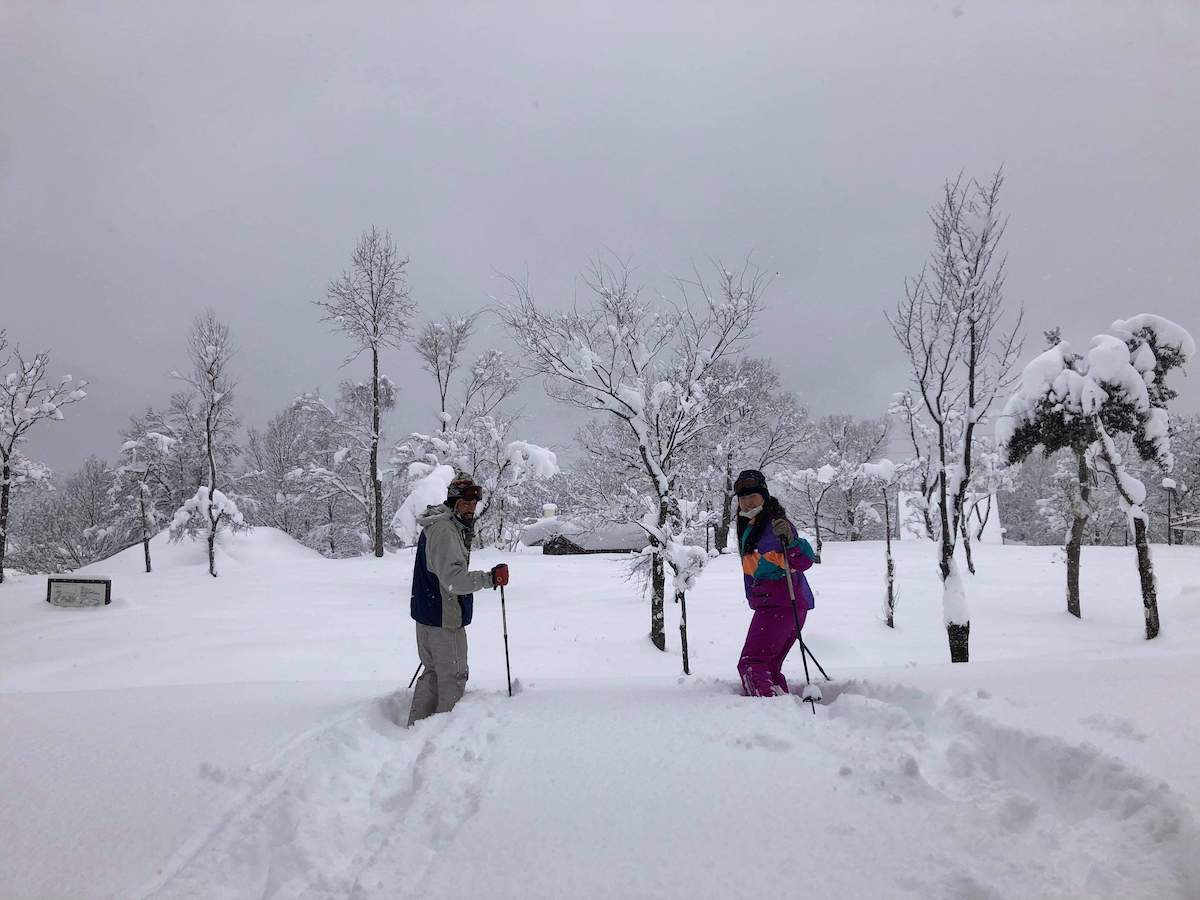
[46,578,112,608]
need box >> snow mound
[77,526,320,577]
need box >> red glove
[491,563,510,588]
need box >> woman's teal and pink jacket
[740,517,816,616]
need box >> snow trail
[145,693,509,900]
[148,681,1199,900]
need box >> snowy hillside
[3,530,1200,898]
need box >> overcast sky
[3,1,1198,475]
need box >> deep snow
[3,528,1200,898]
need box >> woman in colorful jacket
[734,469,816,697]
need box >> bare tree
[860,460,907,628]
[888,170,1024,662]
[500,256,764,666]
[13,458,126,573]
[708,357,809,553]
[169,310,242,577]
[455,349,522,429]
[774,465,836,562]
[818,415,890,542]
[0,330,89,583]
[316,227,416,556]
[112,410,178,573]
[890,390,938,540]
[414,313,479,430]
[296,380,398,551]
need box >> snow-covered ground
[3,528,1200,899]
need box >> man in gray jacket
[407,474,509,726]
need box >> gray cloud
[3,1,1198,474]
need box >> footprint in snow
[732,732,793,752]
[1079,712,1148,742]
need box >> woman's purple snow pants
[738,605,806,697]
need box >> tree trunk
[206,397,219,578]
[1064,450,1090,619]
[1095,425,1161,640]
[921,484,936,541]
[1133,516,1160,640]
[650,549,666,651]
[812,507,824,564]
[677,589,690,675]
[883,487,895,628]
[207,525,217,578]
[938,461,968,662]
[1064,527,1083,620]
[947,622,970,662]
[960,515,976,575]
[370,347,384,557]
[139,493,152,574]
[0,465,10,584]
[713,453,734,553]
[648,496,669,651]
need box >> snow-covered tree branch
[0,329,89,583]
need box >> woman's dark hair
[737,495,787,556]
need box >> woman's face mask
[738,492,765,519]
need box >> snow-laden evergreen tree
[1092,317,1194,638]
[1000,315,1195,637]
[501,256,764,665]
[0,329,88,583]
[999,331,1097,617]
[888,170,1024,663]
[315,227,417,557]
[168,311,245,577]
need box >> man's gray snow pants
[407,622,469,726]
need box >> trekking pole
[407,662,423,689]
[801,639,831,682]
[778,526,818,715]
[500,583,513,698]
